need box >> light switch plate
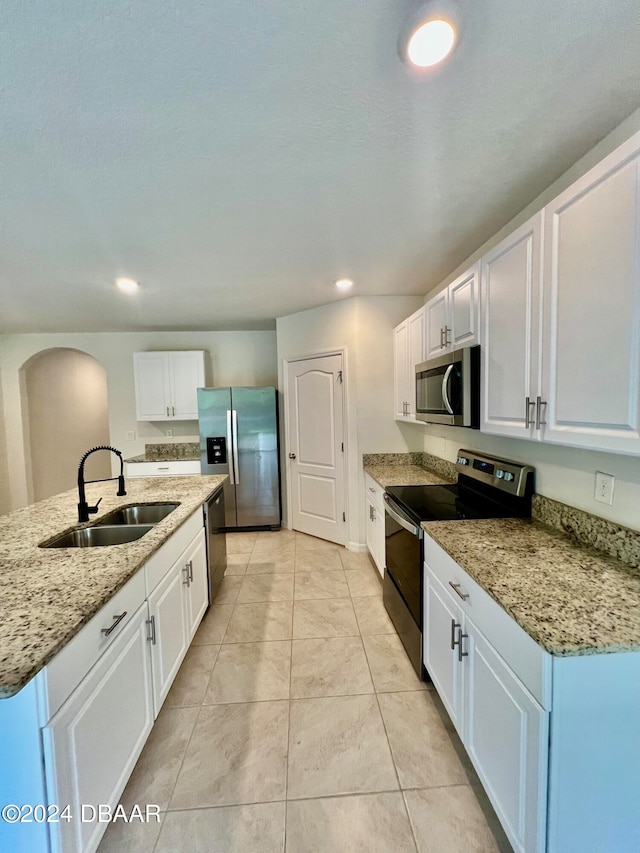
[126,430,135,441]
[594,472,614,505]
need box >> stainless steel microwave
[415,345,480,427]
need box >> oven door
[383,495,423,625]
[415,345,479,427]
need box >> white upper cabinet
[393,305,425,420]
[540,134,640,454]
[134,351,205,421]
[480,213,544,439]
[425,264,480,359]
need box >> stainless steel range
[382,450,535,678]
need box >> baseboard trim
[347,541,368,553]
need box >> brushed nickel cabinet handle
[458,631,469,662]
[172,406,175,416]
[444,325,451,346]
[166,406,170,417]
[102,611,127,637]
[450,618,461,650]
[146,615,156,645]
[187,560,194,582]
[448,581,469,601]
[536,396,547,430]
[183,565,191,587]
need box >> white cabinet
[480,213,543,439]
[424,542,549,853]
[364,473,385,577]
[133,351,205,421]
[183,527,209,640]
[43,604,154,853]
[480,130,640,455]
[126,459,201,477]
[393,305,425,420]
[425,264,480,359]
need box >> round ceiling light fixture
[399,1,461,69]
[334,278,354,290]
[116,277,140,294]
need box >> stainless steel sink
[93,503,179,526]
[42,524,154,548]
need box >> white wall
[276,295,424,547]
[421,107,640,532]
[0,356,10,516]
[0,330,277,510]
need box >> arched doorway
[21,348,111,503]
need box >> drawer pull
[369,487,376,492]
[101,611,127,637]
[448,582,469,601]
[158,466,170,471]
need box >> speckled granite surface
[0,474,226,699]
[126,442,200,463]
[424,518,640,657]
[364,463,451,488]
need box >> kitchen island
[0,474,226,853]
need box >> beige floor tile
[214,575,243,605]
[224,553,250,576]
[340,549,378,571]
[345,567,383,597]
[295,550,344,572]
[97,813,162,853]
[246,555,295,574]
[205,640,291,704]
[223,601,293,643]
[287,694,398,799]
[295,534,342,554]
[378,691,467,789]
[117,706,199,812]
[363,634,427,693]
[170,701,289,808]
[237,572,294,603]
[352,596,396,635]
[164,644,221,708]
[255,529,296,546]
[155,802,285,853]
[292,599,359,639]
[404,786,502,853]
[192,604,233,645]
[251,541,296,562]
[225,532,258,554]
[285,793,417,853]
[290,637,374,698]
[294,570,348,600]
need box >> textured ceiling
[1,0,640,333]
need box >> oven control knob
[496,469,504,479]
[457,456,469,465]
[503,472,515,482]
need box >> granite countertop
[126,442,200,463]
[0,474,226,699]
[364,464,452,488]
[425,518,640,657]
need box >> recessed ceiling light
[399,1,460,69]
[116,278,140,294]
[335,279,354,290]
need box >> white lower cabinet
[43,604,154,853]
[364,474,385,577]
[424,570,464,734]
[183,528,209,640]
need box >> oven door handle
[442,364,454,415]
[383,494,423,538]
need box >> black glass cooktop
[385,483,526,524]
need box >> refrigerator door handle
[226,409,235,484]
[231,409,240,484]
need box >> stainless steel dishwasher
[204,486,227,604]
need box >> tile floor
[99,529,512,852]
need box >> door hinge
[337,370,343,384]
[342,512,346,522]
[341,442,344,452]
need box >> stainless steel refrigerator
[197,386,281,529]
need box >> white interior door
[287,354,346,545]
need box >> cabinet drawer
[424,534,551,708]
[40,570,146,722]
[364,473,384,511]
[126,460,201,477]
[145,509,204,595]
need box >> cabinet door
[168,351,205,419]
[43,606,154,853]
[424,290,449,359]
[393,320,410,419]
[184,529,209,640]
[147,560,188,716]
[133,352,170,421]
[449,264,480,348]
[407,307,425,417]
[365,493,384,577]
[464,617,548,853]
[480,214,543,439]
[423,568,464,736]
[541,134,640,454]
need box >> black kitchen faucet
[77,445,127,522]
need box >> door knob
[289,453,296,459]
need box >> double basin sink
[42,503,179,548]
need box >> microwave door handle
[442,365,454,415]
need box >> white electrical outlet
[166,429,173,438]
[126,430,135,441]
[594,472,614,506]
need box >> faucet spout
[77,445,127,523]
